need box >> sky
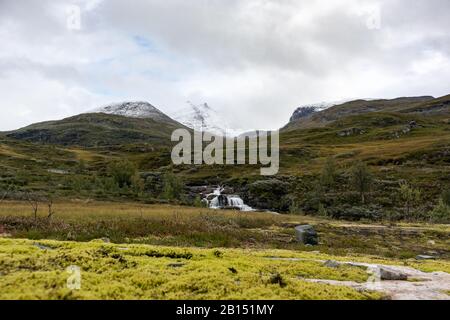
[1,0,450,131]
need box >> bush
[193,195,206,208]
[398,182,421,217]
[430,197,450,223]
[328,204,383,221]
[108,160,137,188]
[303,181,325,212]
[441,189,450,207]
[247,179,291,212]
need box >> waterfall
[205,186,254,212]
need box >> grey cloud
[1,0,450,131]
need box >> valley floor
[0,202,449,300]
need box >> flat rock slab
[306,262,450,300]
[266,256,450,300]
[416,255,436,260]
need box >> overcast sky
[1,0,450,131]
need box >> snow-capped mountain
[172,102,243,137]
[92,101,175,123]
[288,99,358,123]
[289,101,339,123]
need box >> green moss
[0,238,382,300]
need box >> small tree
[0,183,15,203]
[398,182,421,217]
[430,199,450,223]
[46,196,55,220]
[131,173,145,195]
[26,193,39,222]
[289,198,302,215]
[430,189,450,223]
[350,161,373,204]
[321,157,338,188]
[317,203,328,217]
[108,160,137,188]
[76,159,86,174]
[162,172,185,201]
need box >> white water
[205,187,254,212]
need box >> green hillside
[5,112,186,147]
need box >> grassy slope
[0,106,448,179]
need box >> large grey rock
[295,225,318,245]
[323,260,341,268]
[379,267,408,281]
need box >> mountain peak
[173,101,243,137]
[93,101,173,122]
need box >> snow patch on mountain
[289,100,352,122]
[92,101,172,122]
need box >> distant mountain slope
[6,102,187,147]
[283,96,444,131]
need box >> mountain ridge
[282,95,446,131]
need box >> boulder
[323,260,341,268]
[221,187,235,195]
[34,243,53,250]
[295,225,318,245]
[378,267,408,281]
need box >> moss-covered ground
[0,202,448,300]
[0,238,382,300]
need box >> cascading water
[205,186,254,212]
